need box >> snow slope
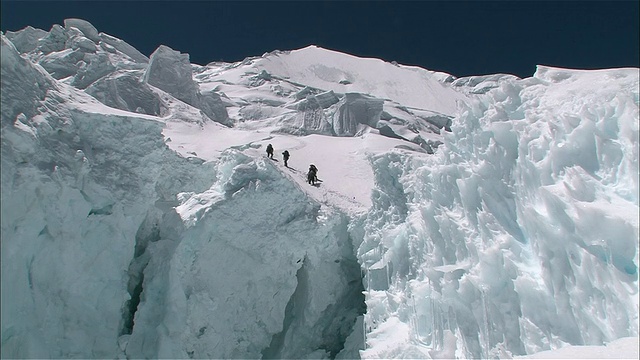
[1,19,638,359]
[246,45,464,114]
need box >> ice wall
[123,151,365,359]
[4,18,639,359]
[1,38,212,356]
[0,36,53,123]
[4,26,48,53]
[143,45,199,106]
[358,67,639,358]
[85,70,164,116]
[1,34,365,358]
[6,22,230,126]
[143,45,231,126]
[331,93,384,136]
[1,109,211,357]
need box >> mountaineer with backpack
[307,164,318,185]
[266,144,274,159]
[282,150,290,167]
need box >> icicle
[457,320,471,360]
[430,298,437,349]
[411,296,418,340]
[601,238,612,268]
[481,286,491,359]
[412,296,429,346]
[439,302,446,350]
[362,315,367,351]
[385,252,390,290]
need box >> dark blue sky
[1,1,638,78]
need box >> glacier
[358,66,638,359]
[1,19,638,359]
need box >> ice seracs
[358,64,638,358]
[3,25,47,53]
[85,70,163,116]
[0,35,54,124]
[144,45,231,125]
[1,18,638,360]
[144,45,200,106]
[63,18,101,43]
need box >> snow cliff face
[2,35,208,358]
[2,19,638,360]
[1,29,366,359]
[122,151,365,359]
[358,66,639,358]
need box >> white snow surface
[1,20,639,359]
[248,46,466,115]
[515,336,638,359]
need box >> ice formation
[358,66,639,359]
[1,19,638,359]
[144,45,200,106]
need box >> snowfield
[1,19,638,359]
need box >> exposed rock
[257,69,272,81]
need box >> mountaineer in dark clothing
[307,164,318,185]
[266,144,274,159]
[282,150,290,167]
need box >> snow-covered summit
[1,18,638,360]
[249,45,465,114]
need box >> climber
[266,144,274,159]
[282,150,290,167]
[307,164,318,185]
